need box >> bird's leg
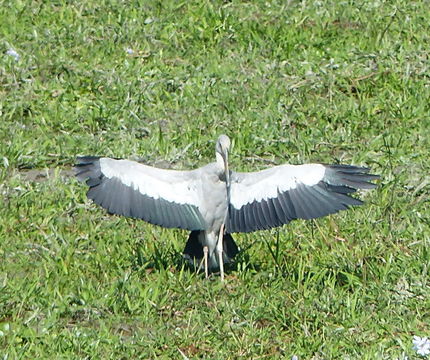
[203,246,209,279]
[217,224,225,282]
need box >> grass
[1,0,429,358]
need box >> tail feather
[183,231,239,271]
[183,231,204,260]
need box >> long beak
[223,150,230,228]
[223,150,230,188]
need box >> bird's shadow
[130,240,262,278]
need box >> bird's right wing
[75,156,206,231]
[227,164,379,233]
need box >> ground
[1,0,429,358]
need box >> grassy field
[1,0,429,358]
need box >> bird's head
[216,134,231,157]
[215,134,231,184]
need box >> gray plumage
[75,135,379,272]
[226,165,378,233]
[75,156,207,230]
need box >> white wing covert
[75,157,206,231]
[226,164,379,233]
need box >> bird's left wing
[227,164,379,233]
[75,156,206,231]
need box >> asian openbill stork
[75,135,379,280]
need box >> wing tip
[74,156,102,182]
[325,164,380,190]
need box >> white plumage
[75,135,379,279]
[229,164,326,209]
[100,158,202,205]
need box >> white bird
[75,135,379,280]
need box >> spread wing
[226,164,379,233]
[75,156,206,230]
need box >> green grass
[1,0,429,358]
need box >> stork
[75,135,379,280]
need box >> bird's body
[179,161,236,270]
[75,135,378,278]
